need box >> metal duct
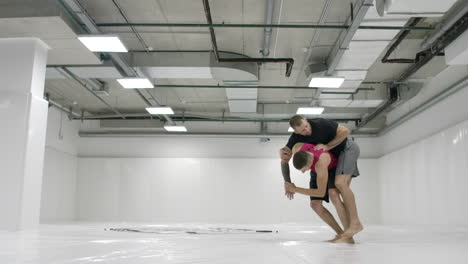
[326,0,374,75]
[421,0,468,49]
[261,0,275,56]
[357,12,468,131]
[322,3,410,92]
[202,0,294,77]
[379,0,458,16]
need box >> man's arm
[285,154,330,197]
[316,124,350,151]
[293,167,327,197]
[281,162,291,183]
[280,146,294,199]
[280,142,304,182]
[280,146,292,182]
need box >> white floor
[1,223,468,264]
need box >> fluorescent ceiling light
[297,107,325,115]
[288,127,294,132]
[164,126,187,132]
[309,77,345,88]
[117,78,153,89]
[78,35,128,52]
[146,107,174,115]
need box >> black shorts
[309,168,336,203]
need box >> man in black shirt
[280,115,363,243]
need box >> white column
[0,38,50,230]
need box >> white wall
[76,155,379,224]
[77,134,379,223]
[379,119,468,225]
[78,136,379,159]
[378,70,468,225]
[40,107,80,222]
[40,113,380,224]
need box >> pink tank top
[299,143,337,173]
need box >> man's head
[289,115,312,136]
[293,151,314,173]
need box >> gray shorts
[336,139,360,177]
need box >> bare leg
[329,188,349,231]
[334,174,363,239]
[310,200,343,238]
[328,188,354,243]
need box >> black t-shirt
[286,118,347,157]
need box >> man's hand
[314,144,329,151]
[279,147,292,163]
[284,182,297,193]
[285,190,295,200]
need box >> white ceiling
[0,0,458,134]
[0,17,101,64]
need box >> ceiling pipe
[72,115,361,122]
[261,0,275,56]
[202,0,294,77]
[150,84,374,92]
[79,131,294,137]
[78,131,375,138]
[46,96,81,118]
[95,23,434,31]
[420,0,468,50]
[326,0,374,75]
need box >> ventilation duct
[212,53,260,113]
[445,25,468,65]
[376,0,459,16]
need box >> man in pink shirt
[280,115,363,243]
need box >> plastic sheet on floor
[1,223,468,264]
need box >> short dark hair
[289,115,305,128]
[293,151,309,170]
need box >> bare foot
[333,236,355,244]
[324,235,340,242]
[341,223,363,238]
